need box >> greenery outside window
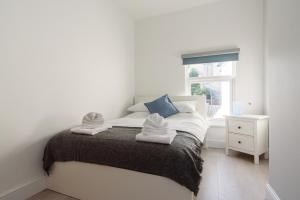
[185,61,236,118]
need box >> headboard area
[134,95,207,118]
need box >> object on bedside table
[225,115,269,164]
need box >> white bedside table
[225,115,269,164]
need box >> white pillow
[173,101,197,113]
[127,102,148,112]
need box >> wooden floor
[27,148,268,200]
[198,149,268,200]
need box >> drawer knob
[238,126,242,129]
[238,141,242,144]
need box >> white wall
[266,0,300,199]
[0,0,134,198]
[135,0,265,115]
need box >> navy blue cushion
[144,95,179,118]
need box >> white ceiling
[116,0,222,20]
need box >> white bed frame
[47,95,206,200]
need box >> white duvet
[107,112,208,143]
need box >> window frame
[185,62,237,119]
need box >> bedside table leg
[254,155,259,164]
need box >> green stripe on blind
[182,49,240,65]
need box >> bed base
[47,162,195,200]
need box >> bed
[44,95,208,200]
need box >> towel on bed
[71,112,111,135]
[143,113,168,129]
[136,113,177,144]
[142,127,174,136]
[82,112,104,128]
[136,130,177,144]
[71,124,112,135]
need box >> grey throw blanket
[43,127,203,194]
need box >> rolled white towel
[143,113,168,129]
[82,112,104,128]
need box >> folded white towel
[71,124,112,135]
[82,112,104,128]
[136,130,177,144]
[143,113,168,129]
[142,127,173,136]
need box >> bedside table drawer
[228,120,254,136]
[229,133,254,152]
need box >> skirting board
[266,184,280,200]
[0,176,46,200]
[206,139,225,149]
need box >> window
[185,61,236,118]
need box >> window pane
[191,81,230,118]
[188,61,234,78]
